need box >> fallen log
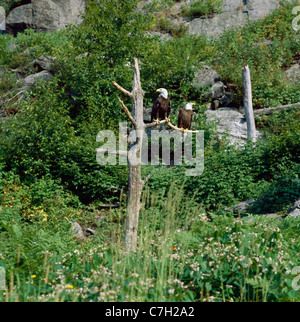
[253,103,300,116]
[98,203,122,209]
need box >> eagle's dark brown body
[151,96,171,122]
[178,109,194,130]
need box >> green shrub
[184,144,262,210]
[256,108,300,180]
[0,0,23,13]
[183,0,223,18]
[0,80,128,202]
[250,176,300,215]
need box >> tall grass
[0,185,299,302]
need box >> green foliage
[0,190,299,302]
[250,176,300,215]
[0,80,127,202]
[142,34,214,103]
[0,69,18,95]
[256,108,300,180]
[0,0,24,13]
[183,0,223,18]
[177,214,300,302]
[71,0,151,64]
[0,167,81,278]
[184,143,261,210]
[0,0,299,303]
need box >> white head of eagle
[151,88,171,122]
[156,88,168,99]
[184,103,194,111]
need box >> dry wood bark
[242,65,256,141]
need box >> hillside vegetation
[0,0,299,302]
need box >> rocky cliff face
[6,0,86,34]
[4,0,294,36]
[188,0,293,37]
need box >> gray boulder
[209,81,225,100]
[225,199,257,214]
[189,10,248,38]
[192,65,232,109]
[192,65,221,89]
[205,108,261,145]
[71,222,85,241]
[284,63,300,85]
[243,213,282,223]
[287,199,300,218]
[188,0,294,37]
[6,0,86,34]
[143,106,153,123]
[21,70,53,91]
[6,4,33,35]
[33,55,57,73]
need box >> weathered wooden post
[242,65,256,142]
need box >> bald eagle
[151,88,171,124]
[178,103,195,131]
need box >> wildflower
[66,285,73,289]
[31,275,37,279]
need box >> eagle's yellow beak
[156,89,161,92]
[191,103,196,106]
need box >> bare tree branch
[118,97,137,128]
[98,203,122,208]
[113,81,133,98]
[109,186,127,192]
[142,174,152,186]
[145,119,168,128]
[145,119,199,133]
[167,121,199,133]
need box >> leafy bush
[142,34,214,103]
[0,80,128,202]
[183,0,223,18]
[256,108,300,180]
[0,0,25,13]
[184,143,262,210]
[250,176,300,215]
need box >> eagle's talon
[165,118,170,123]
[154,119,160,125]
[180,127,185,133]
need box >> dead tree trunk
[124,58,145,252]
[242,65,256,142]
[111,58,198,252]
